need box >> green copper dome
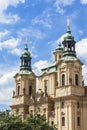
[64,32,74,41]
[64,19,74,41]
[62,20,76,58]
[21,48,31,58]
[20,39,32,72]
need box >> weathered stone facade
[11,23,87,130]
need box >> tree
[24,114,57,130]
[0,110,57,130]
[0,110,24,130]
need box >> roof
[42,61,58,71]
[38,61,58,76]
[61,56,77,61]
[21,48,31,58]
[18,70,32,75]
[14,70,36,77]
[64,32,74,41]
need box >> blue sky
[0,0,87,110]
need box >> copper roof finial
[67,19,71,33]
[25,38,28,49]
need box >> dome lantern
[62,20,76,58]
[20,39,32,72]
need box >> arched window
[75,74,79,86]
[62,74,65,86]
[29,86,32,95]
[18,86,20,96]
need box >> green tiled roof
[42,61,58,70]
[40,61,58,75]
[64,32,74,41]
[62,56,77,61]
[21,48,31,58]
[18,70,32,75]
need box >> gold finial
[67,19,71,33]
[67,19,70,27]
[25,38,28,49]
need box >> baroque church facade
[11,23,87,130]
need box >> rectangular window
[77,117,80,126]
[62,117,65,126]
[44,80,48,93]
[77,102,80,109]
[61,102,64,108]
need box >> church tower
[11,21,87,130]
[54,21,86,130]
[38,21,87,130]
[11,40,36,119]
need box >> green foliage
[0,110,57,130]
[0,110,24,130]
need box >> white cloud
[32,8,53,29]
[82,65,87,85]
[80,0,87,4]
[0,71,15,105]
[32,17,52,29]
[54,0,75,14]
[57,34,66,43]
[76,38,87,85]
[55,0,74,6]
[0,37,22,56]
[0,37,20,50]
[19,28,46,40]
[78,30,84,35]
[0,0,25,11]
[76,38,87,60]
[0,13,20,24]
[9,48,21,56]
[33,60,50,75]
[0,0,25,24]
[0,30,9,39]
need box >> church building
[11,22,87,130]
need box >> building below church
[11,22,87,130]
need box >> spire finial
[67,19,71,33]
[25,38,28,49]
